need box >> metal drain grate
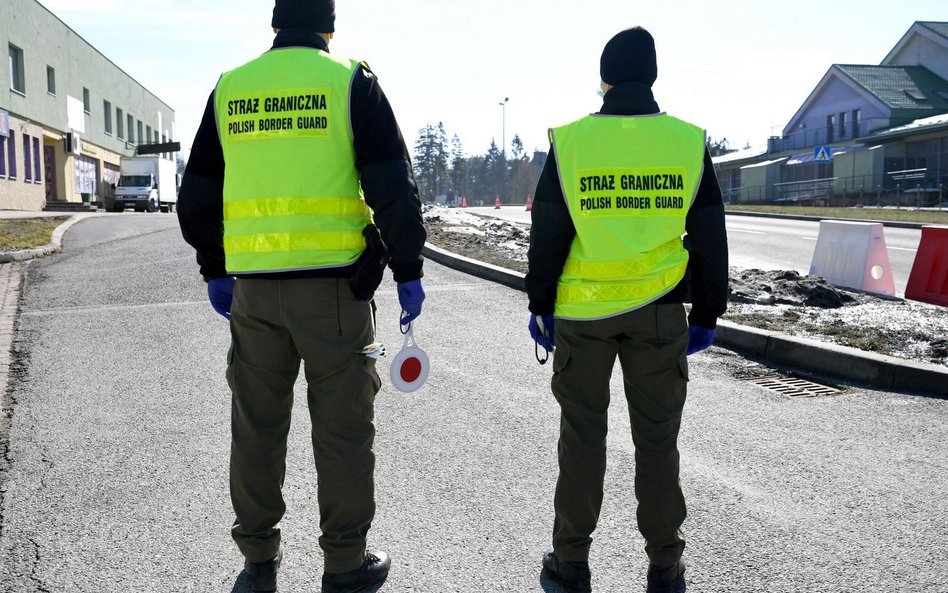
[746,375,841,397]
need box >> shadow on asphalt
[230,571,386,592]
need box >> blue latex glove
[207,277,235,319]
[529,314,555,353]
[397,279,426,325]
[687,325,716,355]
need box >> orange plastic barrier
[905,225,948,307]
[494,195,501,209]
[461,196,467,208]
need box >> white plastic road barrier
[809,220,895,296]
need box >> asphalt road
[465,206,922,297]
[0,215,946,592]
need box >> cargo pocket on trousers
[552,345,571,373]
[677,356,689,382]
[352,356,381,414]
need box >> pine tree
[412,123,448,202]
[449,134,466,203]
[507,134,535,204]
[484,139,505,203]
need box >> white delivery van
[110,156,178,213]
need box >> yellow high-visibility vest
[215,48,371,274]
[551,113,706,320]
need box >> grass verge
[0,217,69,252]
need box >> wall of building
[831,147,884,196]
[1,0,175,209]
[886,33,948,81]
[783,77,889,149]
[739,160,783,203]
[0,115,46,210]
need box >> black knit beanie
[600,27,657,87]
[272,0,336,33]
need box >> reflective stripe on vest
[551,114,706,320]
[215,48,370,274]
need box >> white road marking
[727,229,767,235]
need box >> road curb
[422,242,948,398]
[0,213,106,264]
[724,209,934,230]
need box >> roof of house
[834,65,948,111]
[866,112,948,142]
[710,145,768,166]
[918,21,948,40]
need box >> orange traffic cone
[495,195,501,209]
[461,196,468,208]
[526,194,533,211]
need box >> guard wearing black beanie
[178,2,426,592]
[271,0,336,32]
[600,26,658,87]
[528,25,728,593]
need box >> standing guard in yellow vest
[177,1,426,592]
[526,27,728,593]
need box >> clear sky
[39,0,948,160]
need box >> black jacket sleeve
[177,91,226,280]
[525,149,574,314]
[684,149,729,328]
[350,65,426,282]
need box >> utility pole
[498,97,509,203]
[498,97,509,157]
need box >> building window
[117,108,124,139]
[74,154,97,196]
[0,135,5,177]
[7,132,17,179]
[83,88,91,113]
[47,66,56,95]
[839,112,847,140]
[127,114,134,143]
[146,125,152,144]
[32,137,41,184]
[9,44,26,94]
[826,115,835,143]
[103,100,113,135]
[852,109,861,138]
[137,120,143,144]
[23,134,31,182]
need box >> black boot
[542,550,592,593]
[646,559,686,593]
[321,551,391,593]
[244,549,282,593]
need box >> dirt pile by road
[423,206,948,366]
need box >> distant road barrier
[809,221,895,296]
[905,225,948,307]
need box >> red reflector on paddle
[399,357,423,383]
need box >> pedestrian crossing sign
[814,146,833,163]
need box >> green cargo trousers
[550,303,689,566]
[226,277,381,574]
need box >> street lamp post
[498,97,509,156]
[498,97,509,204]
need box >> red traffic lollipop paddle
[390,318,429,393]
